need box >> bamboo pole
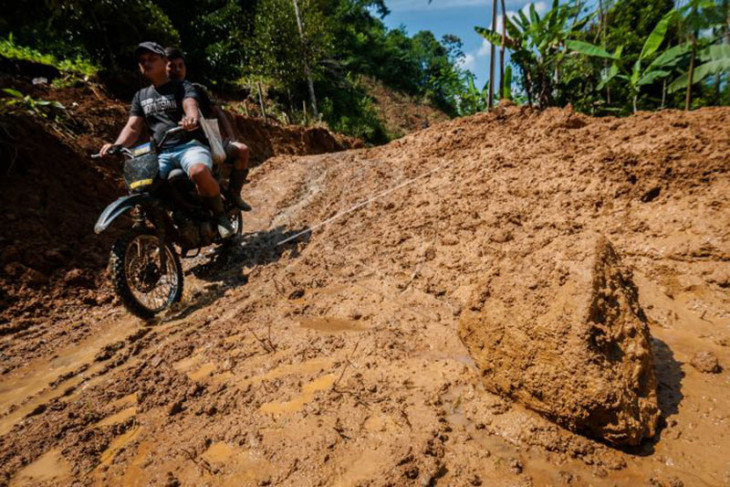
[292,0,319,119]
[499,0,506,100]
[257,82,267,121]
[488,0,498,109]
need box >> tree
[667,0,730,109]
[567,10,683,112]
[476,0,587,108]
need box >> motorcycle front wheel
[110,230,183,319]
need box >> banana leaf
[565,40,618,59]
[669,56,730,92]
[638,69,672,86]
[598,63,620,90]
[647,43,691,70]
[699,44,730,63]
[474,26,504,47]
[639,10,675,61]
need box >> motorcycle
[93,127,242,319]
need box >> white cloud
[477,39,490,57]
[459,52,477,71]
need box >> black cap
[135,42,166,59]
[165,47,184,61]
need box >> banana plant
[669,44,730,93]
[503,64,513,100]
[670,0,727,109]
[566,9,683,113]
[476,0,588,109]
[459,73,488,114]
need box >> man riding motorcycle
[165,47,252,212]
[99,41,235,239]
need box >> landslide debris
[459,233,660,446]
[0,101,728,486]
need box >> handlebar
[91,145,128,159]
[92,126,187,159]
[157,126,185,148]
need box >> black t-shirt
[192,82,216,119]
[130,80,207,149]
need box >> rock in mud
[690,351,721,374]
[459,233,660,446]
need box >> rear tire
[109,230,183,319]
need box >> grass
[0,34,98,79]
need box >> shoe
[228,192,252,212]
[216,215,235,239]
[228,168,252,212]
[202,194,235,240]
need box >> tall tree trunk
[292,0,318,119]
[499,0,506,100]
[685,34,697,111]
[488,0,498,109]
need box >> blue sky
[382,0,594,88]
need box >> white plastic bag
[198,109,227,164]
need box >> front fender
[94,194,157,234]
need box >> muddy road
[1,105,729,486]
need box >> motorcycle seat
[167,168,189,181]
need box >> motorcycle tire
[109,229,184,319]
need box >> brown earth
[0,102,729,486]
[459,233,660,446]
[0,77,360,335]
[361,77,451,138]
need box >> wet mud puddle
[299,316,366,333]
[0,317,141,435]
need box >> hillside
[360,77,451,138]
[0,103,728,485]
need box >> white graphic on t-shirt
[141,95,177,116]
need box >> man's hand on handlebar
[99,143,116,158]
[179,116,199,131]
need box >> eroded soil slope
[1,105,729,486]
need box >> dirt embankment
[361,76,451,138]
[0,103,728,486]
[0,76,360,334]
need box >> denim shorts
[158,140,213,178]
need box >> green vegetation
[478,0,730,114]
[0,0,477,143]
[0,35,98,79]
[0,0,727,141]
[0,88,66,121]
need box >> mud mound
[221,111,362,166]
[0,103,728,486]
[459,233,659,446]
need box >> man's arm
[181,97,200,131]
[100,116,145,157]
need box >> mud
[0,104,729,486]
[459,233,660,446]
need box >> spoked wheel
[110,230,183,319]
